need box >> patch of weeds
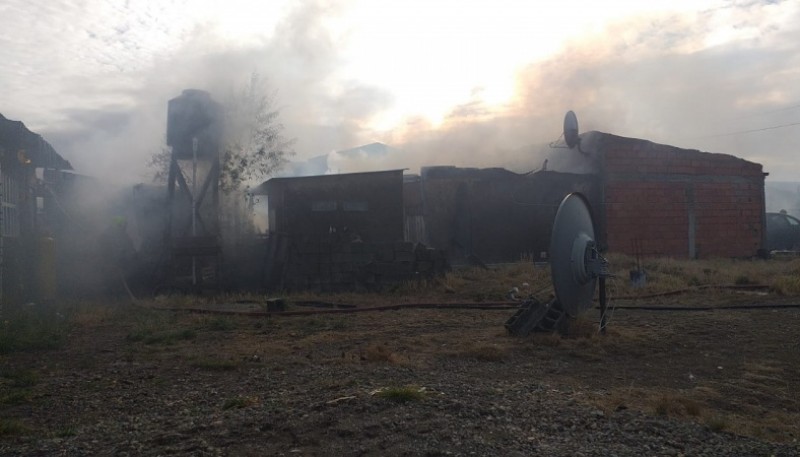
[203,317,236,331]
[772,276,800,295]
[53,426,77,438]
[386,279,433,296]
[363,344,409,365]
[457,343,509,362]
[0,418,30,437]
[126,310,189,344]
[128,328,196,345]
[125,330,147,343]
[1,369,38,387]
[706,414,729,432]
[255,318,281,332]
[295,316,350,334]
[222,396,258,410]
[683,399,703,417]
[0,390,32,406]
[653,394,704,417]
[563,317,597,339]
[148,329,196,345]
[373,385,427,402]
[734,275,753,285]
[69,302,123,327]
[326,317,350,331]
[0,308,69,354]
[532,333,562,347]
[190,357,239,371]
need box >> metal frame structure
[164,90,223,292]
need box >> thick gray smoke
[36,0,391,186]
[23,0,800,186]
[327,3,800,180]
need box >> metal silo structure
[164,89,223,292]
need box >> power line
[763,103,800,114]
[737,103,800,118]
[697,121,800,139]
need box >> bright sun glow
[186,0,292,44]
[336,0,724,129]
[171,0,733,130]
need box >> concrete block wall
[600,134,765,258]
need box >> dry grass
[0,418,30,437]
[277,256,800,309]
[69,302,125,326]
[190,357,240,371]
[0,307,69,354]
[455,343,510,362]
[597,387,710,420]
[1,368,39,388]
[7,257,799,448]
[607,254,800,297]
[222,395,259,410]
[595,382,799,442]
[563,316,599,339]
[362,343,411,366]
[129,257,800,316]
[438,263,551,302]
[653,394,704,417]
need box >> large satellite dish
[550,192,608,317]
[563,110,580,149]
[505,192,611,336]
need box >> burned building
[254,170,447,290]
[252,130,766,292]
[411,132,765,262]
[405,167,601,264]
[0,114,73,305]
[259,169,405,243]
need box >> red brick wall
[605,181,690,256]
[600,134,765,258]
[692,181,763,258]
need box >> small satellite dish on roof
[563,110,580,149]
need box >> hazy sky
[1,0,799,182]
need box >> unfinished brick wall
[600,134,765,258]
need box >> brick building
[585,132,766,258]
[406,132,766,261]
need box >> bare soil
[1,289,800,456]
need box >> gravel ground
[1,295,799,456]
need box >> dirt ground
[1,286,800,456]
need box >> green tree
[148,73,294,192]
[220,73,294,193]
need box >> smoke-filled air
[2,0,799,184]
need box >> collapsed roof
[0,113,72,170]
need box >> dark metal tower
[164,89,223,292]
